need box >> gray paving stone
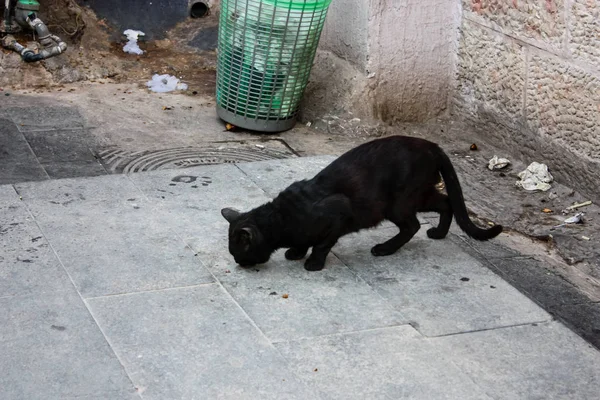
[0,185,26,223]
[551,302,600,350]
[236,155,336,197]
[486,257,589,308]
[87,284,320,400]
[0,218,72,299]
[276,326,492,400]
[0,289,137,400]
[130,163,267,207]
[0,118,37,163]
[129,164,271,238]
[15,173,142,205]
[449,229,521,259]
[333,228,550,336]
[42,160,108,179]
[187,234,405,342]
[0,161,48,185]
[431,321,600,399]
[24,200,214,298]
[7,105,87,132]
[22,129,99,163]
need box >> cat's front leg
[285,247,309,260]
[304,241,337,271]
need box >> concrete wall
[304,0,461,123]
[455,0,600,200]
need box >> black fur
[221,136,502,271]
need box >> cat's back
[316,135,439,178]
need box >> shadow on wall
[77,0,215,40]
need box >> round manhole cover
[97,141,297,174]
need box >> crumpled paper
[488,155,511,170]
[516,162,553,191]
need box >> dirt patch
[1,0,217,96]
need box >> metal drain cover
[97,139,298,174]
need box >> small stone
[460,277,470,282]
[282,294,289,299]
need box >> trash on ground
[470,143,478,151]
[123,29,145,55]
[282,294,289,299]
[581,236,591,241]
[162,106,173,111]
[488,155,511,170]
[552,213,585,229]
[564,213,584,224]
[516,162,553,191]
[146,74,188,93]
[305,121,312,127]
[542,208,553,213]
[225,123,236,131]
[564,200,592,212]
[255,144,265,149]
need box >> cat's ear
[221,207,241,223]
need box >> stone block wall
[456,0,600,201]
[303,0,461,124]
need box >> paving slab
[16,175,214,298]
[187,235,405,342]
[333,228,551,336]
[6,105,87,132]
[0,162,48,184]
[0,118,37,164]
[0,218,73,299]
[0,118,47,184]
[42,159,108,179]
[21,129,100,163]
[236,155,336,197]
[87,284,320,400]
[0,184,26,224]
[276,326,492,400]
[129,163,271,238]
[0,289,138,400]
[431,321,600,399]
[15,173,142,204]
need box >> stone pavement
[1,156,600,400]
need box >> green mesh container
[216,0,332,132]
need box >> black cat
[221,135,502,271]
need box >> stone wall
[303,0,461,124]
[455,0,600,201]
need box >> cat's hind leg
[371,213,420,256]
[420,191,452,240]
[285,247,309,260]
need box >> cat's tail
[437,147,502,241]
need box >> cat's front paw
[426,227,447,240]
[304,256,325,271]
[371,243,398,257]
[285,247,308,260]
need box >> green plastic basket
[216,0,332,132]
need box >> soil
[1,0,218,96]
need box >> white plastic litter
[564,213,584,224]
[553,212,585,229]
[123,29,145,55]
[488,155,511,171]
[516,162,553,191]
[146,74,188,93]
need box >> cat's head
[221,207,273,267]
